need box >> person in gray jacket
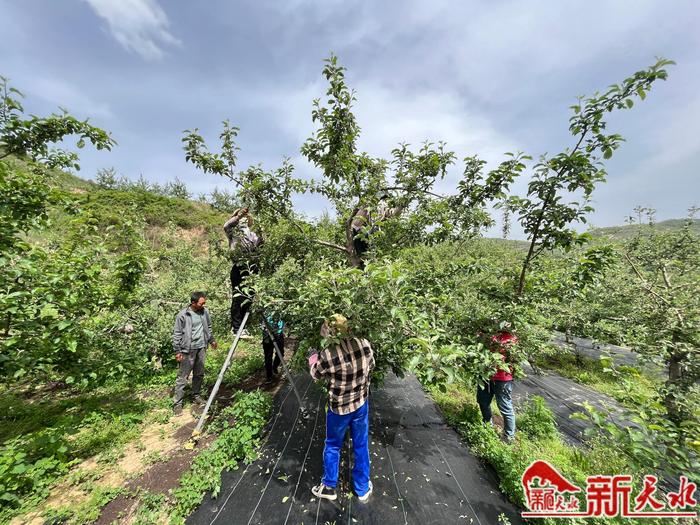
[172,291,218,414]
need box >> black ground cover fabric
[188,373,524,525]
[514,362,630,446]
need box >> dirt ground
[94,346,291,525]
[11,343,293,525]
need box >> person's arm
[310,349,330,380]
[172,312,186,359]
[205,310,218,349]
[366,340,375,374]
[223,208,249,240]
[351,208,369,233]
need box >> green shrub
[172,390,272,520]
[516,395,557,439]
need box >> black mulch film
[188,372,524,525]
[514,335,638,446]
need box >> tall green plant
[183,55,522,268]
[510,59,674,298]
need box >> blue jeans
[322,399,371,496]
[476,380,515,439]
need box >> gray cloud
[0,0,698,236]
[84,0,181,60]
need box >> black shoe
[192,395,205,406]
[173,404,183,416]
[311,483,337,501]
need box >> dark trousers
[352,235,369,270]
[262,334,283,379]
[230,262,251,331]
[173,347,206,407]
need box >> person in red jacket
[476,329,518,442]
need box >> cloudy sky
[1,0,698,236]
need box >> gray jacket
[172,307,216,354]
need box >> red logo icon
[521,460,698,519]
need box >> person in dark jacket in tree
[223,207,262,336]
[172,291,218,415]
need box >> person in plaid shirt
[309,314,375,502]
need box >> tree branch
[661,265,672,289]
[624,253,684,324]
[382,186,446,200]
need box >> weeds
[427,383,670,525]
[171,390,272,521]
[517,395,557,439]
[534,351,658,408]
[133,490,169,525]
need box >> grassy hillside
[590,218,700,240]
[47,165,227,230]
[76,188,225,229]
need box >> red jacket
[490,332,518,382]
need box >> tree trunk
[345,207,364,269]
[516,187,556,299]
[516,237,536,297]
[664,348,685,424]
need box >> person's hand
[319,321,329,338]
[308,352,319,367]
[211,341,218,349]
[175,353,185,362]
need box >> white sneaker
[357,481,373,503]
[311,483,337,501]
[236,328,253,340]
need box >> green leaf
[39,304,59,319]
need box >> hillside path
[188,372,524,525]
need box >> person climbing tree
[475,324,518,442]
[350,191,403,269]
[223,207,262,336]
[309,314,375,502]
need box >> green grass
[0,383,156,522]
[0,338,265,523]
[43,486,124,525]
[429,383,668,525]
[76,188,225,229]
[171,390,272,523]
[534,350,659,409]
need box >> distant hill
[589,219,700,240]
[22,160,228,230]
